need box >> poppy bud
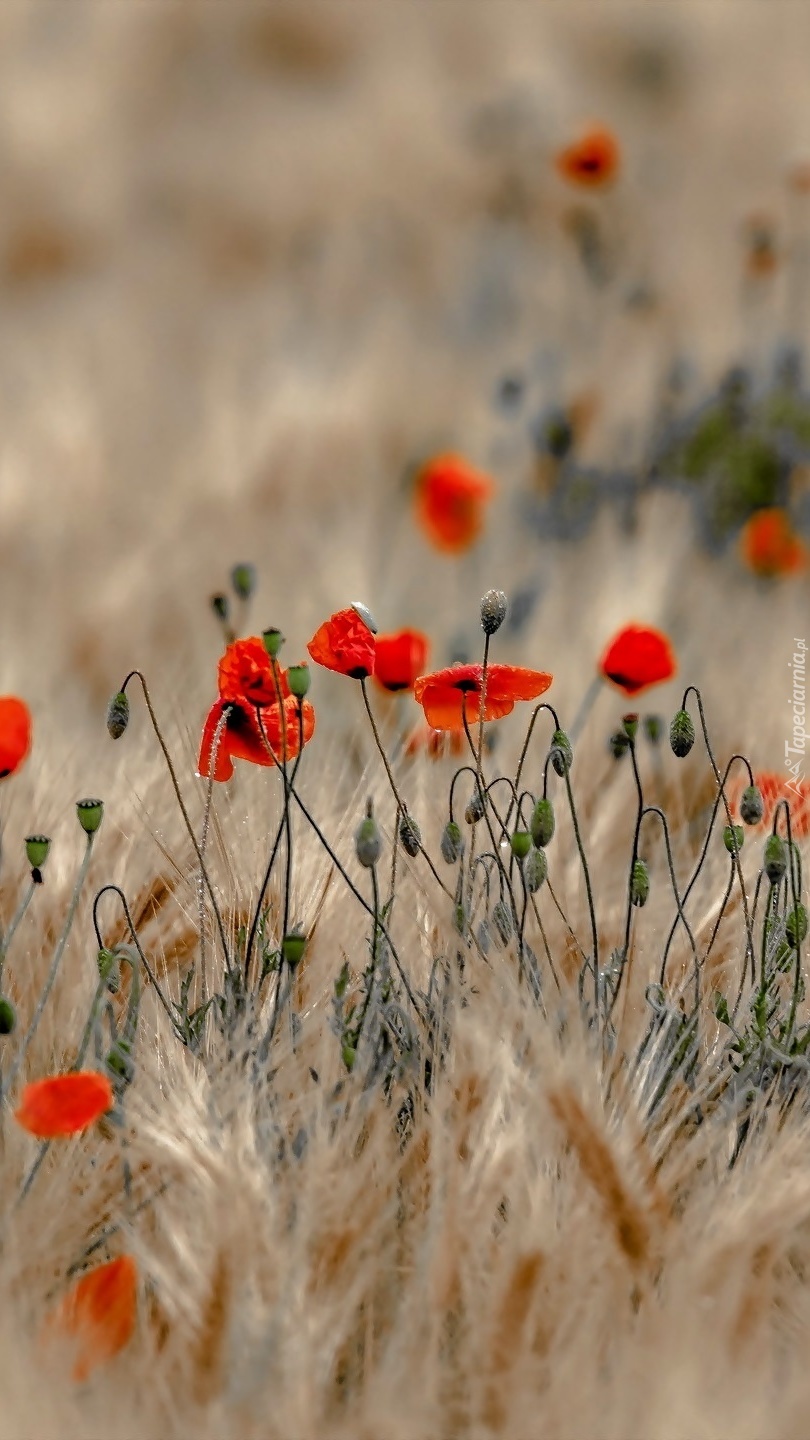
[441,821,464,865]
[787,903,809,947]
[76,799,104,836]
[0,998,15,1034]
[524,846,548,893]
[231,563,256,601]
[480,589,508,636]
[350,602,378,635]
[453,903,467,935]
[286,664,311,699]
[262,628,285,659]
[282,932,307,967]
[106,1038,134,1083]
[723,825,745,854]
[643,714,663,745]
[669,710,695,758]
[610,731,631,760]
[631,859,650,907]
[622,713,639,740]
[510,830,532,861]
[530,798,555,848]
[355,806,382,868]
[211,594,229,624]
[492,900,512,946]
[106,691,130,740]
[399,813,421,858]
[740,785,764,825]
[25,835,50,871]
[342,1041,357,1072]
[764,833,787,883]
[550,729,573,776]
[465,788,485,825]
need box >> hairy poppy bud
[355,802,382,868]
[631,859,650,907]
[0,998,15,1034]
[97,948,121,993]
[740,785,764,825]
[25,835,50,871]
[480,589,508,636]
[530,798,555,848]
[282,932,307,967]
[262,628,285,659]
[723,825,745,854]
[106,691,130,740]
[610,730,631,760]
[211,593,229,623]
[550,729,573,777]
[399,813,421,858]
[453,903,467,935]
[76,799,104,836]
[106,1038,134,1083]
[492,900,512,946]
[670,710,695,758]
[764,833,787,883]
[643,714,663,745]
[286,664,311,699]
[510,830,532,861]
[622,713,639,740]
[524,846,548,893]
[787,903,809,947]
[231,563,256,601]
[441,821,464,865]
[465,788,485,825]
[350,602,378,635]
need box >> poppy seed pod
[741,785,764,825]
[787,903,808,947]
[530,798,555,848]
[76,799,104,835]
[764,833,787,883]
[231,562,256,601]
[670,710,695,757]
[399,813,421,858]
[524,846,548,893]
[510,830,532,861]
[441,821,464,865]
[610,731,631,760]
[282,932,307,967]
[631,859,650,907]
[550,729,573,777]
[106,691,130,740]
[25,835,51,870]
[0,997,15,1035]
[262,628,285,659]
[286,664,311,699]
[355,804,382,868]
[480,589,508,636]
[622,713,639,740]
[723,825,745,854]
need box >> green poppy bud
[25,835,51,871]
[740,785,764,825]
[643,714,663,745]
[262,628,285,659]
[524,846,548,893]
[286,663,311,699]
[480,589,508,636]
[510,830,532,861]
[441,821,464,865]
[0,998,15,1035]
[106,1038,134,1083]
[610,730,631,760]
[622,713,639,740]
[230,562,256,601]
[342,1041,357,1072]
[282,932,307,967]
[787,903,808,947]
[492,900,512,946]
[550,729,573,777]
[76,798,104,835]
[530,798,555,848]
[399,813,421,858]
[631,859,650,907]
[97,947,121,992]
[670,710,695,758]
[764,833,787,883]
[723,825,745,854]
[355,803,382,868]
[453,903,467,935]
[106,691,130,740]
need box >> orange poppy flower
[307,607,376,678]
[599,624,676,697]
[0,695,31,779]
[45,1255,137,1383]
[732,772,810,840]
[740,508,806,577]
[373,629,430,693]
[198,694,315,781]
[14,1072,113,1138]
[218,636,289,705]
[413,662,552,731]
[555,126,620,189]
[414,453,495,554]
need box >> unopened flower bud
[670,710,695,758]
[480,589,508,636]
[622,713,639,741]
[0,998,15,1035]
[342,1041,357,1072]
[610,730,631,760]
[740,785,764,825]
[787,903,809,947]
[106,691,130,740]
[106,1038,134,1083]
[282,932,307,967]
[350,602,378,635]
[231,562,256,601]
[510,830,532,861]
[631,859,650,907]
[76,798,104,836]
[465,788,485,825]
[399,813,421,858]
[723,825,745,854]
[355,802,382,868]
[453,903,467,935]
[492,899,512,946]
[286,663,310,698]
[764,833,787,883]
[441,821,464,865]
[524,846,548,893]
[25,835,51,871]
[211,593,229,623]
[530,798,555,848]
[550,729,574,777]
[97,947,121,993]
[643,714,663,745]
[262,628,285,659]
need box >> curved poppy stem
[92,885,185,1041]
[509,702,562,829]
[607,735,644,1028]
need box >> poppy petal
[45,1255,137,1383]
[307,609,376,678]
[15,1072,114,1138]
[198,700,236,782]
[0,696,31,780]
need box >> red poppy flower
[555,126,620,189]
[307,607,376,678]
[599,625,676,697]
[414,453,495,554]
[413,662,552,731]
[198,694,315,781]
[741,508,805,577]
[732,772,810,840]
[14,1072,113,1138]
[45,1256,137,1383]
[373,629,430,693]
[218,637,289,705]
[0,696,31,779]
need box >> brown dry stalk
[192,1246,232,1404]
[483,1249,545,1431]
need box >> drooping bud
[230,563,256,601]
[622,713,639,741]
[530,798,555,848]
[286,663,311,699]
[282,932,307,967]
[492,900,513,946]
[106,691,130,740]
[669,710,695,758]
[0,998,15,1034]
[262,628,285,659]
[510,830,532,861]
[211,593,229,624]
[643,714,663,745]
[465,788,485,825]
[550,729,573,777]
[453,903,467,935]
[480,589,508,636]
[764,833,787,883]
[25,835,51,871]
[787,903,809,947]
[631,859,650,907]
[106,1038,134,1083]
[355,800,382,868]
[350,602,378,635]
[723,825,745,854]
[740,785,764,825]
[97,948,121,993]
[76,799,104,836]
[399,813,421,858]
[524,846,548,893]
[610,730,631,760]
[441,821,464,865]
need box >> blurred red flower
[0,696,31,779]
[414,662,552,731]
[555,126,620,188]
[15,1072,113,1138]
[740,508,805,577]
[373,629,429,693]
[414,453,495,554]
[218,636,289,705]
[307,607,376,678]
[45,1256,137,1383]
[599,625,676,696]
